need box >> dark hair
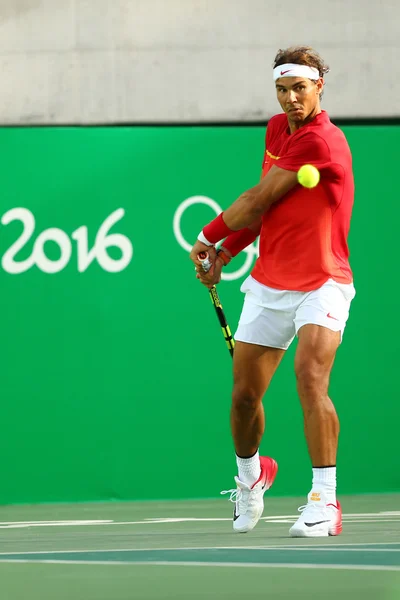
[273,46,330,78]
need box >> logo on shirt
[266,149,280,161]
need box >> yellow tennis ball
[297,164,320,188]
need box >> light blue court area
[1,495,400,600]
[2,544,400,569]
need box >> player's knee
[232,384,262,414]
[295,359,327,399]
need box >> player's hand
[189,241,217,269]
[189,242,218,288]
[196,255,223,289]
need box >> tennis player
[190,46,356,537]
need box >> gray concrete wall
[0,0,398,124]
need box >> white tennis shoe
[289,490,342,537]
[221,456,278,533]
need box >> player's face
[275,77,323,123]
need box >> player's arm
[190,165,297,267]
[217,131,272,264]
[217,218,260,260]
[225,130,329,230]
[195,124,273,268]
[195,219,261,287]
[221,166,297,230]
[216,143,269,263]
[191,132,330,264]
[223,112,294,229]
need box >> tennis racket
[198,251,235,358]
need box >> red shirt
[251,111,354,291]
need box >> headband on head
[273,63,320,82]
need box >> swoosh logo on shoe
[304,520,330,527]
[233,509,240,521]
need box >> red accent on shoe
[251,456,278,491]
[328,500,342,536]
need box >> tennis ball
[297,164,320,188]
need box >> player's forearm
[222,222,260,258]
[198,190,266,247]
[222,188,267,230]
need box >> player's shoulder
[308,112,351,155]
[294,113,342,148]
[305,111,346,141]
[267,113,288,134]
[265,113,288,146]
[294,113,351,164]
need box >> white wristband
[197,230,214,246]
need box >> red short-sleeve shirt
[251,111,354,291]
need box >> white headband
[273,63,320,82]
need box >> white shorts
[235,275,356,350]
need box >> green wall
[0,126,398,504]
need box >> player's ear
[316,78,324,95]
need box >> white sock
[311,467,337,505]
[236,451,261,487]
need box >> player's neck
[288,106,322,134]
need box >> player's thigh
[294,278,356,343]
[295,324,340,393]
[294,278,355,391]
[233,341,285,403]
[235,280,296,350]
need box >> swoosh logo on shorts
[327,313,339,320]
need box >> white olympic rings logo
[173,196,258,281]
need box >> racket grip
[198,251,212,273]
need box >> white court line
[265,520,400,525]
[0,521,112,529]
[1,513,399,529]
[341,519,400,524]
[0,521,112,526]
[249,547,400,553]
[0,559,399,572]
[97,518,400,526]
[0,512,397,527]
[1,543,400,557]
[144,514,400,522]
[2,519,399,528]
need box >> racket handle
[198,251,212,273]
